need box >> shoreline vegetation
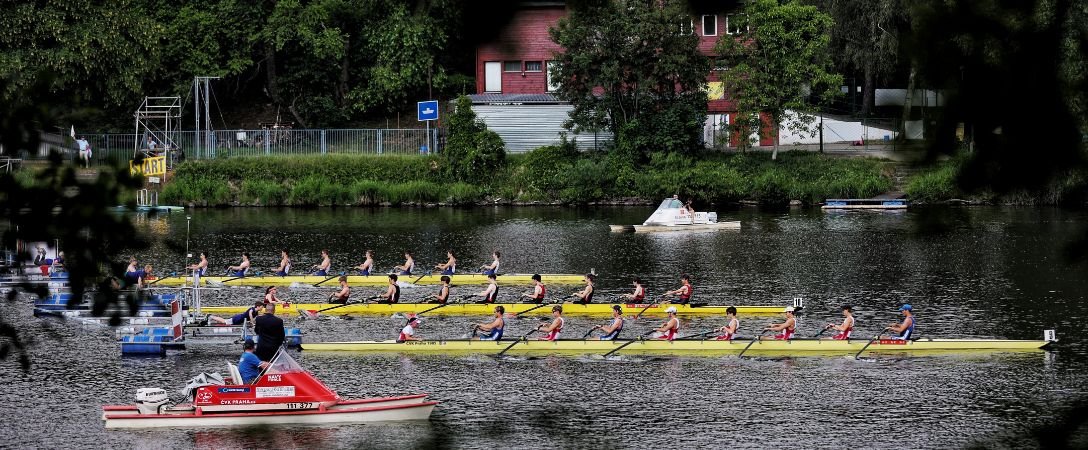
[156,149,895,207]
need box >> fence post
[321,130,327,155]
[377,129,383,155]
[264,129,270,155]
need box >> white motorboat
[610,197,740,233]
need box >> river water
[2,206,1087,449]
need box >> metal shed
[466,94,613,153]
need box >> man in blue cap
[238,339,267,384]
[884,304,916,340]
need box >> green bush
[906,163,960,203]
[240,179,288,206]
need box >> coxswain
[430,275,452,304]
[311,249,331,276]
[715,306,740,340]
[882,304,915,340]
[766,306,797,340]
[537,305,564,341]
[188,251,209,277]
[377,274,401,304]
[273,249,291,276]
[593,305,625,340]
[480,251,501,276]
[654,306,680,340]
[397,316,422,343]
[227,252,251,277]
[521,274,546,303]
[356,250,375,276]
[571,273,595,304]
[825,304,855,340]
[394,251,415,276]
[621,277,646,302]
[263,286,289,307]
[474,274,499,303]
[663,273,693,304]
[328,276,350,304]
[435,250,457,275]
[209,301,264,326]
[473,305,506,341]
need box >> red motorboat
[102,351,436,429]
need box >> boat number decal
[624,303,658,308]
[267,375,282,382]
[405,341,446,346]
[287,402,314,409]
[218,387,252,393]
[878,340,907,345]
[256,386,296,398]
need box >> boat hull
[103,399,437,429]
[302,337,1052,356]
[200,302,792,317]
[149,273,585,287]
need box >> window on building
[525,61,543,72]
[547,61,560,92]
[726,14,749,35]
[504,61,521,72]
[702,15,717,36]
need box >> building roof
[466,93,566,105]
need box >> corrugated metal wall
[471,104,613,153]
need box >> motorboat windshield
[264,349,306,375]
[657,198,683,211]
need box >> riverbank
[905,154,1088,205]
[158,149,894,207]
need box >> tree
[716,0,842,159]
[549,0,709,158]
[442,95,505,183]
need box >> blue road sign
[417,100,439,121]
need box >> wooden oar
[854,327,891,359]
[812,326,832,338]
[496,329,538,357]
[413,294,474,316]
[514,295,571,318]
[737,330,773,358]
[581,326,601,339]
[312,272,342,287]
[602,331,655,357]
[634,296,668,319]
[411,270,437,284]
[300,295,380,319]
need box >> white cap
[665,306,677,313]
[784,306,795,313]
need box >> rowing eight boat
[149,273,585,287]
[302,336,1054,356]
[199,302,795,317]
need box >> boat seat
[227,362,243,385]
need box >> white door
[485,62,501,92]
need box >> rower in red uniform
[824,304,855,339]
[766,306,797,340]
[397,316,422,343]
[475,274,499,303]
[537,305,564,341]
[621,277,645,302]
[654,306,680,340]
[521,274,546,303]
[571,273,595,304]
[664,274,693,304]
[715,306,740,340]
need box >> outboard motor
[135,388,170,415]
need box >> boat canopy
[656,198,684,211]
[264,349,306,375]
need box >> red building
[470,1,772,151]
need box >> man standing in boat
[654,306,680,340]
[663,274,694,304]
[328,276,350,304]
[537,305,564,341]
[377,274,401,303]
[621,277,646,302]
[571,273,595,304]
[592,305,625,340]
[766,306,797,340]
[473,305,505,341]
[311,249,331,276]
[254,303,285,362]
[474,274,499,303]
[522,274,546,303]
[883,304,915,340]
[825,304,855,339]
[238,339,268,384]
[715,306,740,340]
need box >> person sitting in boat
[592,305,625,340]
[621,277,646,302]
[683,199,696,223]
[51,251,65,273]
[474,274,499,304]
[663,274,693,304]
[254,304,285,363]
[435,250,456,275]
[209,301,264,326]
[123,256,140,286]
[654,306,680,340]
[715,306,740,340]
[766,306,797,340]
[311,249,331,276]
[429,276,451,304]
[397,316,422,343]
[137,264,155,288]
[825,304,855,340]
[480,251,500,276]
[537,305,564,341]
[263,286,289,307]
[227,252,251,277]
[327,276,350,304]
[273,249,291,277]
[521,274,546,303]
[356,250,375,276]
[571,274,595,304]
[188,251,209,277]
[238,339,269,384]
[473,305,505,341]
[394,251,415,276]
[377,274,400,304]
[882,304,915,340]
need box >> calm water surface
[2,206,1086,449]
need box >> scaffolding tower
[133,96,182,167]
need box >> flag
[70,125,75,138]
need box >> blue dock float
[822,198,909,210]
[119,326,303,356]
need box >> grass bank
[905,154,1088,205]
[160,150,894,207]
